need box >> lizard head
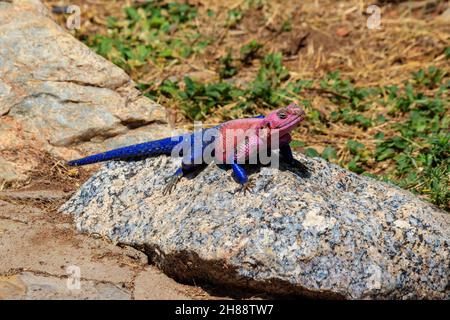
[261,103,305,135]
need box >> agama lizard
[68,103,306,194]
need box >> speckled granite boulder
[61,154,450,299]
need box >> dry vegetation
[44,0,449,210]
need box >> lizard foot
[163,175,181,196]
[238,180,254,194]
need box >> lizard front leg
[230,163,255,193]
[230,135,262,193]
[231,163,248,184]
[279,143,309,173]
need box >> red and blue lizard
[68,103,306,193]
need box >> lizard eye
[278,112,287,119]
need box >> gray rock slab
[0,0,172,184]
[0,189,70,201]
[0,272,131,300]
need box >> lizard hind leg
[162,161,203,195]
[163,168,184,196]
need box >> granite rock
[61,154,450,299]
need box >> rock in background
[0,0,172,185]
[61,154,450,299]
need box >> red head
[259,103,306,136]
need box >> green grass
[82,1,207,71]
[80,1,449,211]
[139,51,299,120]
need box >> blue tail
[67,136,185,166]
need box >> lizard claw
[163,175,181,196]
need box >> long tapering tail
[67,136,184,166]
